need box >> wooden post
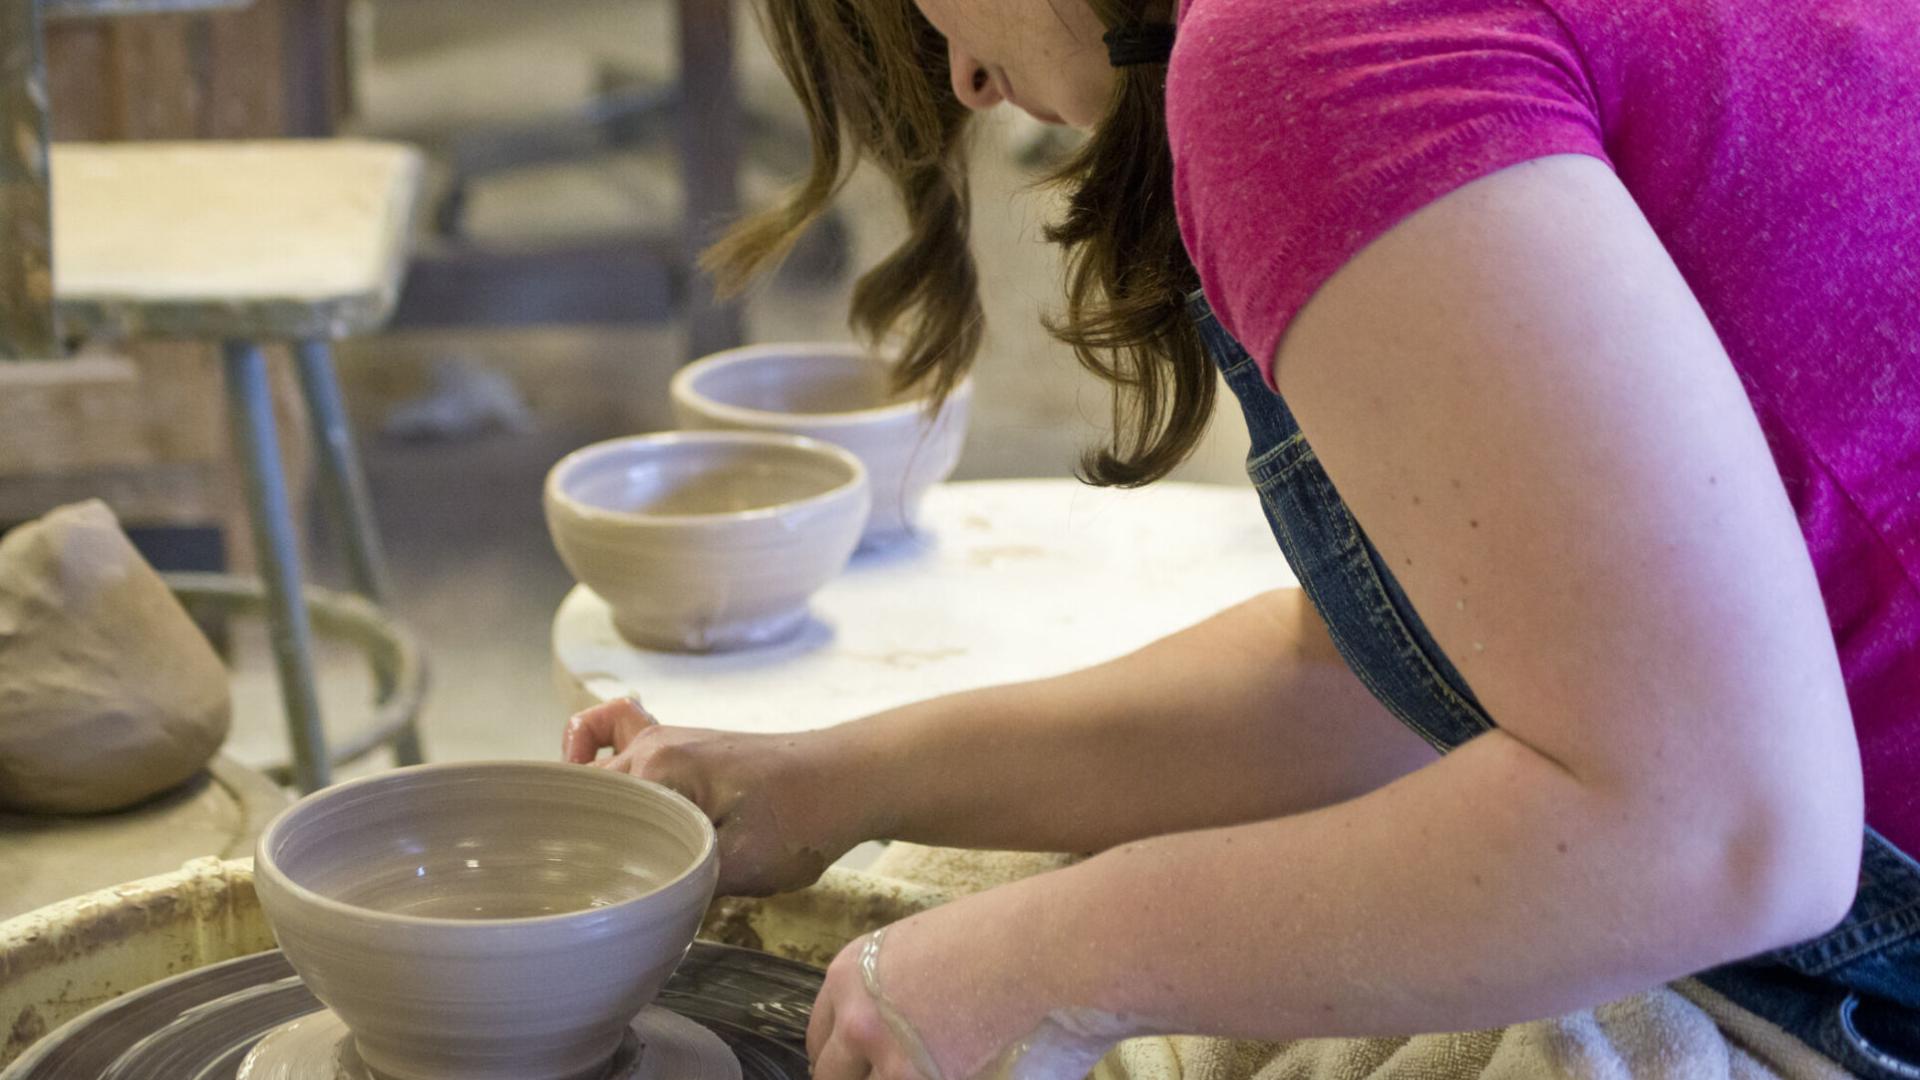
[677,0,745,359]
[1,0,59,360]
[279,0,334,136]
[22,0,307,573]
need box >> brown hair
[704,0,1210,486]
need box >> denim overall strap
[1186,297,1494,753]
[1186,290,1920,1069]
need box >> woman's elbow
[1711,781,1863,959]
[1621,728,1863,966]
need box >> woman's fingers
[807,987,835,1063]
[594,745,637,771]
[561,695,653,763]
[810,1035,871,1080]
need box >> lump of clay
[0,500,231,814]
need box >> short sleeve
[1167,0,1610,383]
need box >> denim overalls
[1190,291,1920,1077]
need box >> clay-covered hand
[562,697,856,897]
[807,896,1125,1080]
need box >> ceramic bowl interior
[551,434,862,521]
[678,348,906,417]
[262,764,710,920]
[671,345,971,546]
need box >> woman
[565,0,1920,1074]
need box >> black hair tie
[1103,23,1176,67]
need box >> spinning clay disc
[237,1006,742,1080]
[2,944,817,1080]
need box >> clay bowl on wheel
[670,343,971,548]
[544,431,870,652]
[252,761,718,1080]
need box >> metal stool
[3,0,427,792]
[166,572,428,786]
[52,140,428,791]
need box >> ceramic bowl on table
[544,430,870,652]
[670,343,971,548]
[251,760,718,1080]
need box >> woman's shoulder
[1167,0,1608,367]
[1168,0,1596,118]
[1166,0,1603,188]
[1172,0,1582,56]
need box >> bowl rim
[670,342,974,427]
[253,760,718,929]
[545,430,869,529]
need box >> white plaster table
[552,479,1296,732]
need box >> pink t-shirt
[1167,0,1920,856]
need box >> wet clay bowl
[252,761,718,1080]
[670,343,972,548]
[544,431,870,652]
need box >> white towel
[1105,979,1851,1080]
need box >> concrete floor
[224,0,1252,778]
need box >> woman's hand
[807,931,941,1080]
[562,697,862,897]
[806,887,1126,1080]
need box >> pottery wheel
[2,943,819,1080]
[237,1004,740,1080]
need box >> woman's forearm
[897,730,1848,1052]
[820,588,1436,853]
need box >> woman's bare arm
[841,587,1435,853]
[571,587,1435,895]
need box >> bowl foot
[237,1005,741,1080]
[612,607,810,653]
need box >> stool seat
[44,0,251,17]
[51,140,422,341]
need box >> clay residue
[698,898,766,954]
[697,870,952,971]
[4,883,241,974]
[855,926,1170,1080]
[3,887,197,973]
[859,930,950,1080]
[972,1007,1163,1080]
[0,857,272,1061]
[965,544,1050,569]
[5,1006,46,1061]
[846,647,967,671]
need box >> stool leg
[293,340,425,767]
[225,341,331,792]
[295,340,390,601]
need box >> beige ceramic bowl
[253,761,718,1080]
[544,430,869,652]
[670,343,971,547]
